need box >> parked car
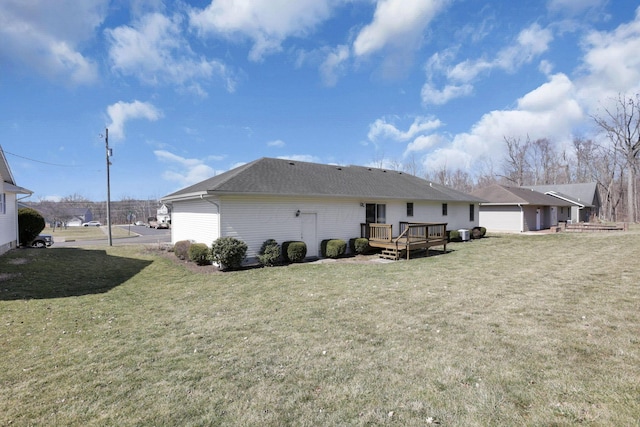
[135,221,145,226]
[82,221,101,227]
[156,221,170,229]
[30,234,53,248]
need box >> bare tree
[501,136,532,186]
[593,94,640,222]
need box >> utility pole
[105,128,113,246]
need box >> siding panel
[171,198,220,245]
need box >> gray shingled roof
[470,184,573,206]
[162,157,484,203]
[523,183,597,207]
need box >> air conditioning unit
[458,229,470,241]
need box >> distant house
[523,183,601,223]
[470,184,574,233]
[65,208,93,226]
[157,204,171,226]
[161,157,483,262]
[0,145,33,255]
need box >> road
[52,225,171,248]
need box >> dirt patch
[8,258,28,265]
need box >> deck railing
[399,222,446,242]
[367,223,393,242]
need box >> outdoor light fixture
[295,210,301,217]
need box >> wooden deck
[364,222,448,260]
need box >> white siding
[479,205,523,232]
[0,186,18,255]
[170,198,220,245]
[219,195,362,258]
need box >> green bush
[448,230,461,242]
[18,207,45,246]
[349,237,370,255]
[324,239,346,258]
[471,226,487,239]
[258,239,281,266]
[283,241,307,263]
[188,243,210,265]
[210,237,247,270]
[174,240,192,260]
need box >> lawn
[1,230,639,426]
[43,224,134,242]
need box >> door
[301,213,318,257]
[536,208,541,230]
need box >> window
[406,202,414,217]
[366,203,386,223]
[442,203,448,216]
[469,204,475,222]
[0,193,5,214]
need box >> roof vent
[336,167,342,170]
[288,162,295,166]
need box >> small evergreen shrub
[258,239,281,266]
[283,241,307,263]
[174,240,192,260]
[325,239,346,258]
[18,207,45,246]
[480,227,487,237]
[471,227,482,239]
[349,237,370,255]
[448,229,461,242]
[210,237,247,270]
[188,243,210,265]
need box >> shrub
[283,241,307,263]
[188,243,210,265]
[324,239,346,258]
[210,237,247,270]
[18,207,45,246]
[174,240,192,260]
[258,239,281,266]
[448,229,461,242]
[471,226,487,239]
[349,237,370,255]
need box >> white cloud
[320,45,350,86]
[267,139,286,147]
[368,116,442,143]
[352,0,446,57]
[421,82,473,105]
[576,7,640,112]
[416,73,583,173]
[189,0,336,62]
[277,154,321,163]
[547,0,606,16]
[106,100,163,141]
[155,150,217,187]
[0,0,105,84]
[106,12,236,94]
[422,23,553,105]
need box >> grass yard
[1,230,639,425]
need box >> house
[161,157,483,262]
[523,183,600,223]
[0,145,33,255]
[156,203,171,226]
[64,208,94,226]
[470,184,574,233]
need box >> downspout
[518,203,524,232]
[200,195,221,241]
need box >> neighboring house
[161,157,483,261]
[523,182,601,223]
[156,203,171,226]
[64,208,93,226]
[470,184,574,233]
[0,145,33,255]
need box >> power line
[2,149,84,167]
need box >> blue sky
[1,0,639,201]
